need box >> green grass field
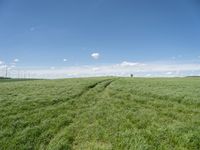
[0,77,200,150]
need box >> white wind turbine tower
[4,58,20,78]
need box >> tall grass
[0,77,199,149]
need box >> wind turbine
[4,59,20,78]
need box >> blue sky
[0,0,200,78]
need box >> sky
[0,0,200,78]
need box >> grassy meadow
[0,77,200,150]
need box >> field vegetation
[0,77,200,149]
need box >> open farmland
[0,77,200,150]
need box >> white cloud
[0,65,6,69]
[120,61,144,67]
[165,72,173,75]
[92,67,100,71]
[91,53,100,60]
[14,59,19,62]
[0,61,3,65]
[63,59,68,62]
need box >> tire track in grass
[0,79,114,120]
[73,78,115,98]
[71,78,117,110]
[45,78,117,149]
[0,78,116,149]
[2,78,116,149]
[70,79,118,149]
[1,79,115,128]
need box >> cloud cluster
[4,61,200,79]
[0,59,20,77]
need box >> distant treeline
[0,77,11,79]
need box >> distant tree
[130,74,133,77]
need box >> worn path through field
[46,78,118,149]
